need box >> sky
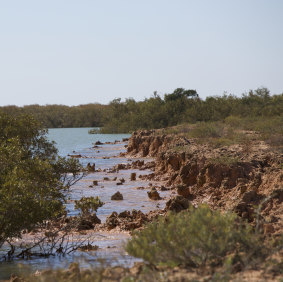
[0,0,282,106]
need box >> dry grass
[156,116,283,152]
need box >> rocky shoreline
[124,130,283,235]
[5,130,283,281]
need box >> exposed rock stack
[147,188,161,200]
[111,191,124,200]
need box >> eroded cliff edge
[126,129,283,234]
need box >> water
[0,128,171,279]
[47,127,130,157]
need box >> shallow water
[47,127,130,158]
[0,128,170,279]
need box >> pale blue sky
[0,0,282,106]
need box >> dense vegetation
[0,104,105,128]
[101,87,283,133]
[126,205,264,268]
[19,205,283,281]
[1,88,282,133]
[0,113,81,248]
[125,205,283,280]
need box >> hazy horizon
[1,0,282,107]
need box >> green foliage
[0,113,81,247]
[126,205,263,268]
[164,88,198,102]
[188,122,224,138]
[101,87,283,133]
[0,103,105,128]
[74,196,104,217]
[0,88,282,133]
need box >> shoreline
[1,129,283,281]
[0,137,171,279]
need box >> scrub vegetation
[0,113,82,248]
[0,87,282,281]
[0,88,282,134]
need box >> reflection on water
[0,128,170,279]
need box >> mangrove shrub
[0,113,81,248]
[126,205,263,267]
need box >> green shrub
[189,122,224,139]
[126,205,263,268]
[0,113,82,248]
[75,196,104,217]
[225,115,243,128]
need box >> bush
[75,196,104,217]
[126,205,263,268]
[189,122,224,139]
[0,113,82,248]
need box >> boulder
[241,190,261,203]
[130,173,136,181]
[77,214,101,231]
[106,210,148,230]
[147,188,161,200]
[116,164,126,170]
[165,195,190,212]
[111,191,123,200]
[177,185,193,199]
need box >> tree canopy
[0,113,81,247]
[0,87,282,133]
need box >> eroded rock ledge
[126,130,283,234]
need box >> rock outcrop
[147,188,161,200]
[165,196,190,213]
[77,214,101,231]
[111,191,124,200]
[106,210,148,230]
[126,130,283,233]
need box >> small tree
[74,196,104,218]
[0,113,82,248]
[164,88,198,102]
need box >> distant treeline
[0,87,282,132]
[101,87,283,133]
[0,104,106,128]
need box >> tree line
[98,87,283,133]
[0,103,106,128]
[0,87,282,132]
